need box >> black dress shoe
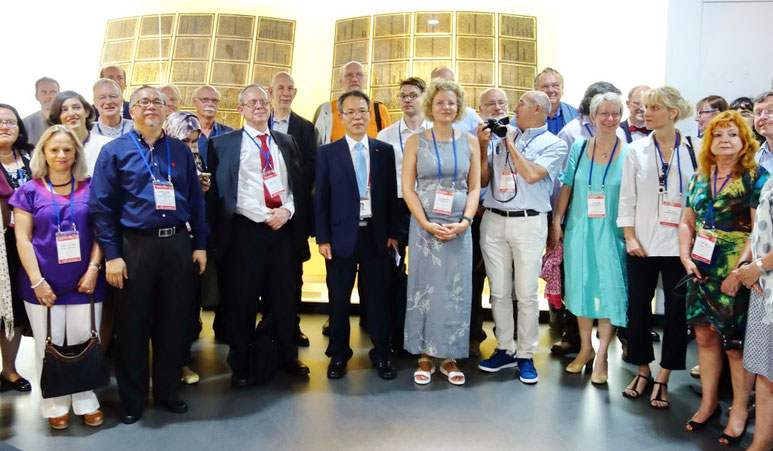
[322,320,330,337]
[295,327,310,347]
[550,335,581,356]
[231,373,249,388]
[281,359,310,376]
[327,360,346,379]
[160,399,188,414]
[373,360,396,380]
[0,375,32,392]
[650,330,661,342]
[121,413,141,425]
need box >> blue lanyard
[520,129,548,154]
[584,123,595,137]
[243,130,273,171]
[12,151,25,185]
[653,132,682,194]
[431,129,457,183]
[704,170,731,230]
[46,177,76,232]
[96,121,125,136]
[82,132,91,147]
[128,131,171,182]
[587,137,619,189]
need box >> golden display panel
[414,12,452,34]
[499,14,537,40]
[499,38,537,64]
[177,14,215,36]
[460,85,489,107]
[131,62,169,84]
[214,38,252,62]
[105,18,138,41]
[170,61,209,84]
[101,41,135,64]
[372,37,410,62]
[330,90,342,102]
[456,61,495,85]
[374,13,411,37]
[217,15,254,38]
[176,85,199,105]
[412,60,452,81]
[335,17,371,42]
[371,62,409,86]
[414,36,452,59]
[502,88,529,107]
[388,112,402,123]
[500,63,537,89]
[370,86,401,111]
[139,15,174,36]
[252,64,289,88]
[333,41,369,67]
[216,111,243,130]
[135,38,171,61]
[456,36,494,60]
[255,41,293,66]
[213,86,242,110]
[330,68,343,92]
[173,37,212,60]
[210,62,249,86]
[257,18,295,42]
[456,12,494,36]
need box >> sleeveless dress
[404,131,472,358]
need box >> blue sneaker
[478,349,517,372]
[516,358,538,384]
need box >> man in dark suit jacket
[207,84,310,386]
[269,71,316,347]
[314,90,399,380]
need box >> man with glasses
[376,77,431,354]
[23,76,59,144]
[207,84,310,387]
[99,66,132,120]
[315,90,399,380]
[313,61,391,146]
[92,78,133,138]
[89,86,208,424]
[193,85,233,164]
[534,67,578,136]
[620,85,651,143]
[754,91,773,173]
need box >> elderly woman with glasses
[695,95,729,139]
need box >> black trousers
[222,215,297,376]
[388,200,411,351]
[470,217,486,339]
[325,223,390,363]
[114,229,196,414]
[626,255,687,370]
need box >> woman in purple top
[10,125,107,430]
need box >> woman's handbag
[40,294,110,399]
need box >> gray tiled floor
[0,313,753,450]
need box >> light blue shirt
[756,141,773,174]
[453,107,483,136]
[483,124,568,212]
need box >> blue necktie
[355,142,367,197]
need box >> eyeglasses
[133,98,165,108]
[342,109,369,118]
[433,101,458,108]
[697,109,718,116]
[596,112,621,119]
[241,100,270,108]
[196,97,220,104]
[0,120,19,128]
[96,94,121,102]
[754,109,773,119]
[344,73,365,80]
[398,93,420,101]
[483,100,508,108]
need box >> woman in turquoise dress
[549,92,628,385]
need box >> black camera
[484,117,509,138]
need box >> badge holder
[433,188,454,215]
[263,169,285,198]
[360,188,372,219]
[153,179,176,211]
[692,231,716,264]
[56,227,81,264]
[587,189,606,218]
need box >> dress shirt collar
[518,124,549,140]
[760,141,771,158]
[271,111,291,125]
[131,128,166,147]
[345,134,369,152]
[400,117,431,133]
[243,123,270,138]
[548,104,562,119]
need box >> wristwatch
[89,262,103,270]
[756,259,766,275]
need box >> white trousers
[480,210,547,358]
[25,301,102,418]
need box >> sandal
[622,373,653,399]
[413,357,435,385]
[650,381,670,409]
[439,359,465,386]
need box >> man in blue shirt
[534,68,578,136]
[193,85,234,164]
[89,85,208,425]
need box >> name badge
[263,170,285,198]
[433,189,454,215]
[587,192,606,217]
[499,171,516,192]
[153,181,176,210]
[359,196,372,219]
[56,230,81,264]
[659,200,683,227]
[691,232,716,264]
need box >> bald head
[431,66,455,81]
[339,61,366,91]
[515,91,550,130]
[269,71,298,114]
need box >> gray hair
[238,84,267,105]
[129,85,166,106]
[92,78,121,96]
[524,91,551,116]
[754,90,773,105]
[159,83,181,97]
[338,61,366,81]
[590,92,625,118]
[192,85,221,101]
[30,125,89,181]
[478,88,508,107]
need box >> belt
[487,208,541,218]
[123,223,187,238]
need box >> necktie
[629,124,648,135]
[258,134,281,208]
[355,142,367,198]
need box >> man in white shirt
[377,77,430,353]
[207,84,310,386]
[754,90,773,173]
[92,78,133,138]
[620,85,651,143]
[23,77,59,145]
[430,66,483,135]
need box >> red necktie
[258,134,281,208]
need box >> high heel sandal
[685,405,721,431]
[622,373,653,399]
[718,416,750,445]
[413,357,435,385]
[650,381,670,409]
[565,350,595,374]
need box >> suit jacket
[206,128,308,260]
[314,137,398,259]
[284,112,317,261]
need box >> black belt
[123,223,187,238]
[487,208,541,218]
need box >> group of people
[0,61,770,450]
